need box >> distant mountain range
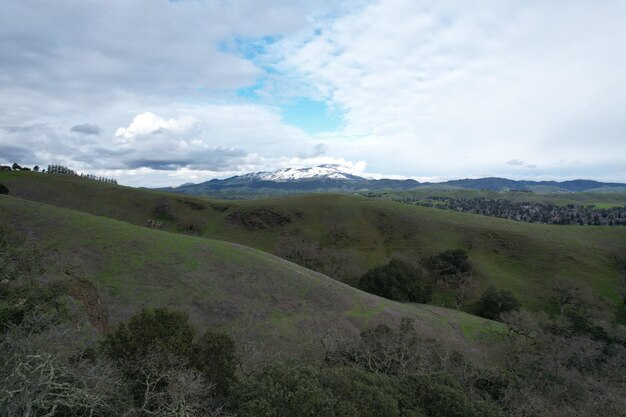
[157,164,626,197]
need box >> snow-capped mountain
[157,165,626,197]
[239,164,365,182]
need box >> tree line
[0,161,118,185]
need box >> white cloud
[115,112,196,140]
[2,0,626,185]
[269,0,626,181]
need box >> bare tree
[0,314,128,417]
[124,348,228,417]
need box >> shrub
[191,330,237,396]
[0,183,8,195]
[102,307,196,361]
[428,249,472,277]
[474,286,520,320]
[358,260,432,303]
[399,373,502,417]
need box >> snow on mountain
[240,164,365,182]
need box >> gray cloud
[71,124,101,135]
[525,164,537,169]
[123,146,248,171]
[1,1,625,185]
[298,143,328,158]
[0,145,37,163]
[506,159,524,166]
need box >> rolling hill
[2,171,626,321]
[0,194,495,364]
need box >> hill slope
[0,195,494,363]
[2,171,625,320]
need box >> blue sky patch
[280,98,342,134]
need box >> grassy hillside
[0,194,495,364]
[2,171,625,320]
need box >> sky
[1,0,625,187]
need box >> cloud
[268,0,626,181]
[0,145,37,163]
[2,0,626,185]
[298,143,328,158]
[115,113,196,139]
[525,164,537,169]
[71,124,101,135]
[506,159,524,166]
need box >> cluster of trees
[47,164,118,184]
[0,161,118,184]
[0,162,39,172]
[357,250,521,320]
[358,260,432,303]
[409,196,626,226]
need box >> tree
[11,162,21,171]
[191,330,237,396]
[550,278,583,314]
[358,260,432,303]
[33,165,39,172]
[102,307,196,362]
[0,183,8,195]
[428,249,472,278]
[475,286,520,320]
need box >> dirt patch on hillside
[177,199,206,210]
[67,276,109,333]
[227,208,291,230]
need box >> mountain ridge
[158,165,626,196]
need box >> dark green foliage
[191,330,237,396]
[474,286,520,320]
[11,162,21,171]
[234,365,502,417]
[399,373,502,417]
[102,307,238,403]
[0,282,65,330]
[102,307,195,361]
[0,226,60,330]
[235,365,336,417]
[358,260,432,303]
[0,183,8,195]
[152,197,174,221]
[429,249,472,277]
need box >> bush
[234,365,503,417]
[474,286,520,320]
[358,260,432,303]
[399,373,502,417]
[191,330,237,396]
[102,307,238,398]
[428,249,472,277]
[0,183,8,195]
[102,307,196,361]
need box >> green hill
[2,171,625,321]
[0,194,495,363]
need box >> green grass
[2,171,625,321]
[0,194,498,363]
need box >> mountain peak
[241,165,364,182]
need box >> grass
[2,171,625,322]
[0,194,499,363]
